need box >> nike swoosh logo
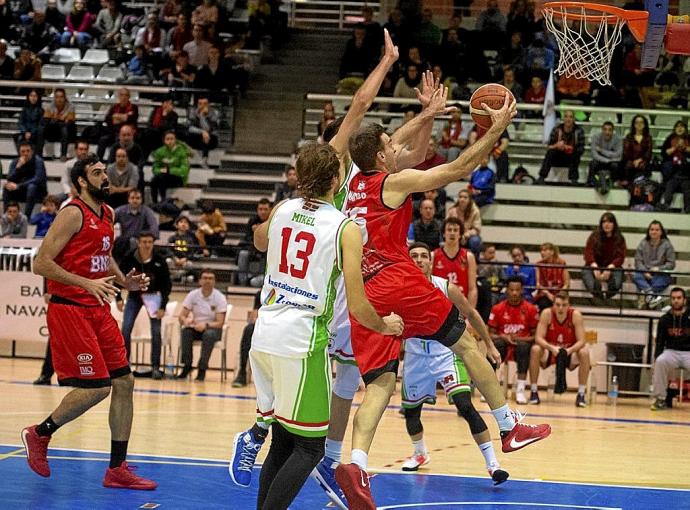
[360,471,368,488]
[510,436,541,449]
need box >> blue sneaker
[229,429,264,487]
[311,456,348,509]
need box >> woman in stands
[619,115,653,188]
[659,121,690,212]
[446,189,482,256]
[60,0,94,51]
[16,89,44,156]
[534,242,569,310]
[42,88,76,161]
[582,212,627,305]
[633,221,676,309]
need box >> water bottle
[165,351,175,379]
[608,375,619,405]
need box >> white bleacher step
[201,191,273,203]
[221,154,292,165]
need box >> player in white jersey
[401,243,509,485]
[228,143,403,510]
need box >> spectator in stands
[94,0,122,48]
[530,291,590,407]
[489,275,539,405]
[106,124,145,184]
[13,47,42,84]
[165,13,192,55]
[55,0,73,16]
[383,8,406,50]
[16,89,44,156]
[166,49,196,88]
[438,110,466,162]
[139,96,178,162]
[183,23,211,67]
[0,40,13,80]
[123,45,152,84]
[419,188,446,220]
[587,121,623,188]
[113,189,159,261]
[492,129,511,183]
[414,137,447,170]
[176,269,226,381]
[160,0,184,28]
[524,34,555,76]
[633,220,675,309]
[556,74,591,104]
[340,24,375,78]
[195,46,233,102]
[507,0,534,43]
[196,199,227,257]
[186,95,219,168]
[44,0,66,33]
[192,0,219,27]
[59,139,89,201]
[97,87,139,159]
[414,8,441,56]
[504,245,536,302]
[534,242,569,310]
[537,110,585,184]
[476,0,507,35]
[659,121,690,212]
[42,88,76,161]
[119,231,172,380]
[387,108,415,134]
[231,289,260,387]
[620,114,653,187]
[394,64,421,100]
[432,217,478,306]
[469,156,496,206]
[582,211,626,304]
[504,33,526,78]
[622,43,656,107]
[274,165,299,202]
[237,198,270,285]
[29,195,59,238]
[441,13,468,45]
[650,287,690,410]
[446,188,482,255]
[151,130,192,202]
[224,38,252,97]
[23,11,57,56]
[317,102,336,140]
[523,75,546,114]
[61,0,94,51]
[439,28,465,81]
[360,5,383,50]
[0,202,28,238]
[106,147,139,208]
[167,215,198,280]
[501,66,523,101]
[407,199,442,250]
[135,12,166,54]
[3,142,47,217]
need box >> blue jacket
[30,211,56,237]
[8,155,47,191]
[504,264,536,301]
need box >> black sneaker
[575,393,587,407]
[175,367,192,379]
[232,375,246,388]
[195,369,206,382]
[529,391,540,404]
[651,398,668,411]
[152,370,164,380]
[490,467,510,485]
[33,375,51,385]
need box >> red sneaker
[501,411,552,453]
[335,463,376,510]
[103,462,158,490]
[21,425,51,477]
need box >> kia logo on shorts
[77,353,93,363]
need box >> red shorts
[48,302,130,388]
[350,263,454,381]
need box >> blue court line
[133,388,190,396]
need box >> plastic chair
[81,48,109,66]
[66,65,95,82]
[41,64,66,81]
[50,48,81,64]
[95,66,123,83]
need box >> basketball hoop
[543,2,649,86]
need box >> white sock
[578,385,586,395]
[479,441,499,470]
[325,439,342,463]
[257,421,269,430]
[517,379,526,393]
[412,439,426,456]
[491,404,516,432]
[531,383,538,392]
[351,449,368,470]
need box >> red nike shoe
[501,413,552,453]
[21,425,51,477]
[103,462,158,490]
[335,463,375,510]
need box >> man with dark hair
[651,287,690,410]
[407,199,442,249]
[106,125,145,192]
[0,201,28,238]
[186,95,219,168]
[537,111,586,184]
[113,189,159,261]
[106,148,139,208]
[274,166,299,202]
[98,88,139,160]
[3,141,47,217]
[237,198,272,286]
[432,217,477,307]
[587,121,623,189]
[22,153,156,490]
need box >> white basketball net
[543,4,625,86]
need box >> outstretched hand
[382,28,399,63]
[414,70,439,108]
[425,84,457,117]
[481,93,517,131]
[124,269,151,292]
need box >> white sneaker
[401,453,430,472]
[516,390,528,405]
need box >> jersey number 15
[279,227,315,279]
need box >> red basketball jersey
[47,198,114,306]
[545,307,577,348]
[346,171,413,279]
[488,300,539,338]
[432,246,469,296]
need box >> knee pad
[451,392,487,435]
[332,362,361,400]
[403,405,424,436]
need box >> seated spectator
[231,290,260,387]
[237,198,270,284]
[489,276,539,405]
[507,0,534,43]
[119,231,172,379]
[0,40,14,80]
[659,121,690,212]
[93,0,122,48]
[339,24,375,78]
[185,95,219,167]
[97,88,139,160]
[317,102,336,141]
[622,43,656,108]
[478,242,504,303]
[469,156,496,206]
[407,199,442,250]
[501,66,523,102]
[3,142,47,217]
[29,195,60,238]
[13,48,42,82]
[135,12,166,54]
[432,217,477,306]
[192,0,219,25]
[524,34,554,77]
[24,11,61,56]
[438,110,466,162]
[166,50,196,89]
[183,24,211,68]
[165,13,192,55]
[582,211,626,304]
[523,75,546,115]
[413,9,441,56]
[387,108,415,134]
[476,0,507,44]
[587,121,622,188]
[556,74,591,104]
[167,215,199,279]
[650,287,690,410]
[504,245,536,302]
[530,291,590,407]
[537,111,585,184]
[106,148,139,208]
[196,199,227,257]
[383,8,407,50]
[0,202,28,238]
[492,129,510,183]
[224,37,252,97]
[160,0,184,28]
[419,188,446,220]
[106,125,145,190]
[113,189,159,261]
[619,114,653,187]
[43,88,76,161]
[534,242,569,310]
[360,5,383,50]
[633,220,675,309]
[151,130,192,202]
[504,34,526,79]
[44,0,66,33]
[415,137,447,170]
[394,65,422,101]
[139,96,179,162]
[123,45,152,84]
[176,269,226,381]
[16,89,44,156]
[274,165,299,202]
[446,189,482,255]
[60,0,94,50]
[195,46,233,103]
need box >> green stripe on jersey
[334,160,354,212]
[307,262,341,354]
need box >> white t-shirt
[182,288,227,324]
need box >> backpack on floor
[629,175,661,211]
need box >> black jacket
[655,309,690,358]
[118,249,172,310]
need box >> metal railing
[281,0,381,29]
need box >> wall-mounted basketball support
[641,0,668,69]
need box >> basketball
[470,83,515,130]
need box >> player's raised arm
[341,221,404,336]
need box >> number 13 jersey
[253,198,351,358]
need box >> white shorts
[250,348,331,438]
[401,350,471,408]
[328,279,355,366]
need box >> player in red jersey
[530,291,590,407]
[432,217,477,307]
[21,154,157,490]
[335,91,551,509]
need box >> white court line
[377,503,621,510]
